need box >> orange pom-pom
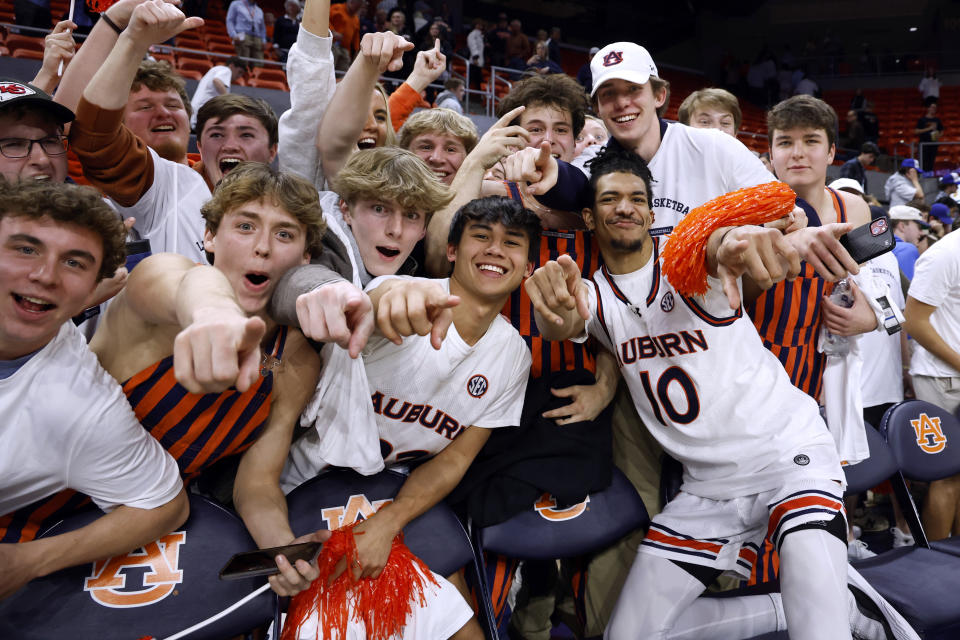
[281,524,438,640]
[660,181,796,296]
[87,0,118,12]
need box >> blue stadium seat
[476,467,649,560]
[0,494,275,640]
[882,399,960,556]
[841,403,960,638]
[285,468,477,578]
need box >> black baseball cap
[0,78,75,124]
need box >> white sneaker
[848,539,877,561]
[890,527,915,548]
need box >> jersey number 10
[639,366,700,426]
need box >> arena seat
[178,57,213,76]
[11,48,43,61]
[0,494,275,640]
[475,467,648,561]
[882,400,960,557]
[249,78,287,91]
[838,404,960,639]
[285,468,480,580]
[5,34,45,56]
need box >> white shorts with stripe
[640,476,846,580]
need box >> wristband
[100,12,124,35]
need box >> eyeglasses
[0,136,69,159]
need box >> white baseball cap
[590,42,659,97]
[888,205,929,227]
[828,177,864,195]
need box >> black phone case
[219,541,323,580]
[840,218,895,264]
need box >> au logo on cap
[602,51,624,67]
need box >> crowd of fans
[3,1,960,639]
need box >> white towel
[281,200,384,493]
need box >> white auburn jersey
[362,278,530,465]
[581,239,841,500]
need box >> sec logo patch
[467,375,488,398]
[660,292,675,312]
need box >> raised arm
[424,106,531,276]
[387,39,446,131]
[56,0,176,115]
[119,253,266,393]
[82,1,202,113]
[31,20,76,94]
[317,31,413,181]
[277,0,334,187]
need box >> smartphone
[839,218,895,264]
[219,540,323,581]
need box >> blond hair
[373,82,397,147]
[201,163,326,258]
[398,108,479,153]
[332,147,453,220]
[677,87,742,132]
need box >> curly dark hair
[0,179,126,281]
[586,145,655,203]
[497,73,590,138]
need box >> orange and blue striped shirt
[746,189,847,401]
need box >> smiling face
[594,79,666,153]
[689,107,737,137]
[583,171,653,260]
[407,131,466,184]
[358,90,390,150]
[770,126,834,192]
[203,199,309,315]
[0,111,68,184]
[447,220,532,300]
[341,198,425,277]
[124,86,190,164]
[197,114,277,185]
[520,104,576,162]
[0,215,102,358]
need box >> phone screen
[219,540,323,580]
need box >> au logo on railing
[83,532,186,608]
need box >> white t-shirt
[644,125,776,238]
[114,147,209,263]
[0,323,183,517]
[360,278,530,465]
[576,125,775,238]
[859,251,905,407]
[908,229,960,378]
[580,242,840,500]
[283,278,530,487]
[190,65,233,129]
